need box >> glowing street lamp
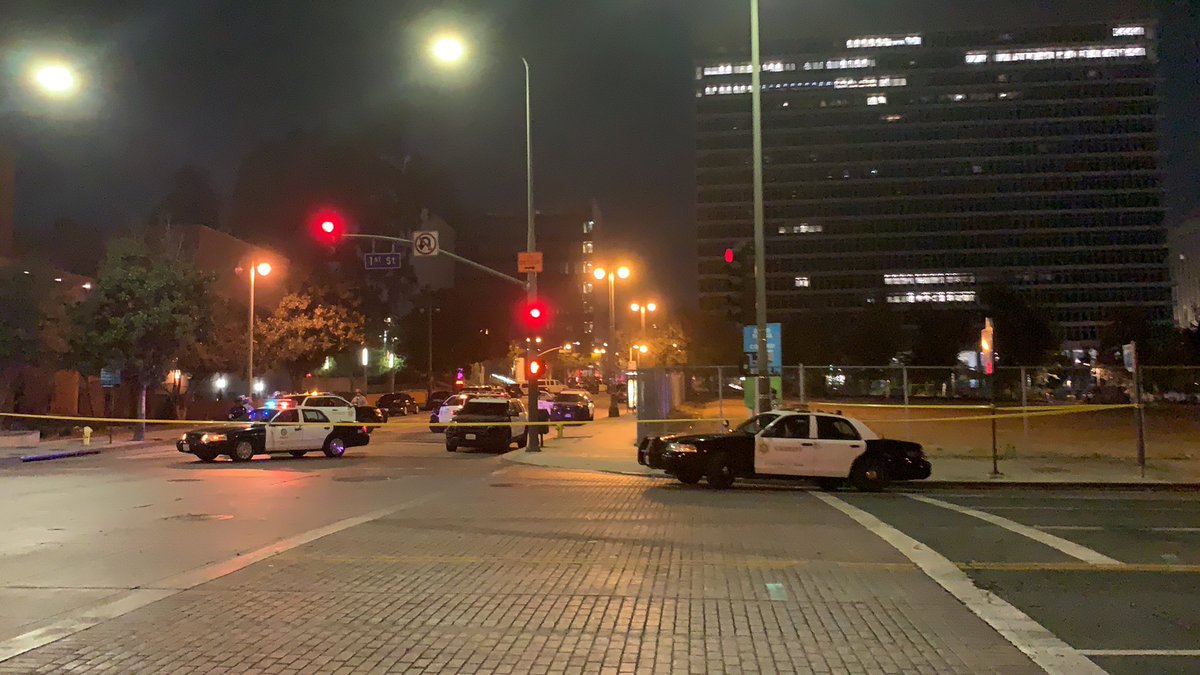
[630,301,658,333]
[244,260,273,398]
[430,35,466,63]
[29,61,80,98]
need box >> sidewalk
[506,414,1200,486]
[0,429,175,461]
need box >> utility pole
[523,57,541,453]
[750,0,770,414]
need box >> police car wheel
[323,437,346,458]
[193,448,218,463]
[850,458,889,492]
[231,440,255,463]
[675,465,703,485]
[705,452,735,489]
[445,440,458,452]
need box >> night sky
[3,0,1197,305]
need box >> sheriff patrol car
[177,405,369,462]
[638,408,930,491]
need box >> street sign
[412,230,439,257]
[1123,342,1137,372]
[364,252,402,270]
[742,323,782,375]
[100,368,121,388]
[517,251,543,273]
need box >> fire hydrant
[82,426,93,446]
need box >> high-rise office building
[696,21,1169,344]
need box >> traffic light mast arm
[343,234,527,288]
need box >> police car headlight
[201,433,226,443]
[180,433,187,441]
[667,442,698,453]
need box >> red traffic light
[527,359,542,379]
[310,208,347,244]
[519,300,549,332]
[724,248,734,264]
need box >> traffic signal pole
[750,0,771,415]
[523,56,541,453]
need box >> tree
[256,287,366,389]
[70,237,213,439]
[0,269,69,414]
[977,285,1056,366]
[908,307,975,366]
[152,165,222,229]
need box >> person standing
[350,390,367,407]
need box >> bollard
[556,423,564,440]
[82,426,93,447]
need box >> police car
[638,408,930,491]
[177,406,370,462]
[268,392,357,423]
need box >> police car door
[754,414,812,476]
[301,409,332,449]
[810,415,866,476]
[268,408,302,451]
[508,400,527,437]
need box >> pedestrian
[351,389,368,406]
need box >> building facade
[696,21,1170,344]
[459,203,603,344]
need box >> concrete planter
[0,430,40,448]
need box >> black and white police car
[638,408,930,491]
[177,404,370,462]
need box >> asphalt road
[1,428,1197,673]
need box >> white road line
[1150,527,1200,533]
[1078,649,1200,657]
[0,492,438,663]
[1033,525,1105,531]
[812,492,1105,675]
[908,495,1123,565]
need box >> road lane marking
[958,561,1200,573]
[1034,525,1200,533]
[908,494,1123,565]
[1033,525,1104,531]
[812,492,1105,675]
[0,491,439,664]
[1078,649,1200,657]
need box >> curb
[19,449,102,462]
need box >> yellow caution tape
[0,412,586,429]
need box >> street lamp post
[749,0,771,414]
[245,261,271,399]
[629,302,657,334]
[430,35,540,450]
[593,265,630,417]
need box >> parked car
[376,392,420,416]
[638,409,930,492]
[356,405,386,430]
[550,390,595,422]
[177,406,369,462]
[444,397,528,453]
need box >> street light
[244,260,272,399]
[630,301,658,333]
[430,31,540,449]
[29,61,80,98]
[593,265,632,417]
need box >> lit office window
[581,241,593,254]
[583,220,594,233]
[1112,26,1145,37]
[834,75,907,89]
[701,61,796,77]
[582,282,593,294]
[803,58,875,71]
[964,52,988,64]
[886,291,976,304]
[846,35,922,49]
[884,273,976,285]
[778,223,823,235]
[990,45,1146,63]
[793,276,811,288]
[867,94,887,106]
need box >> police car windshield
[734,413,781,434]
